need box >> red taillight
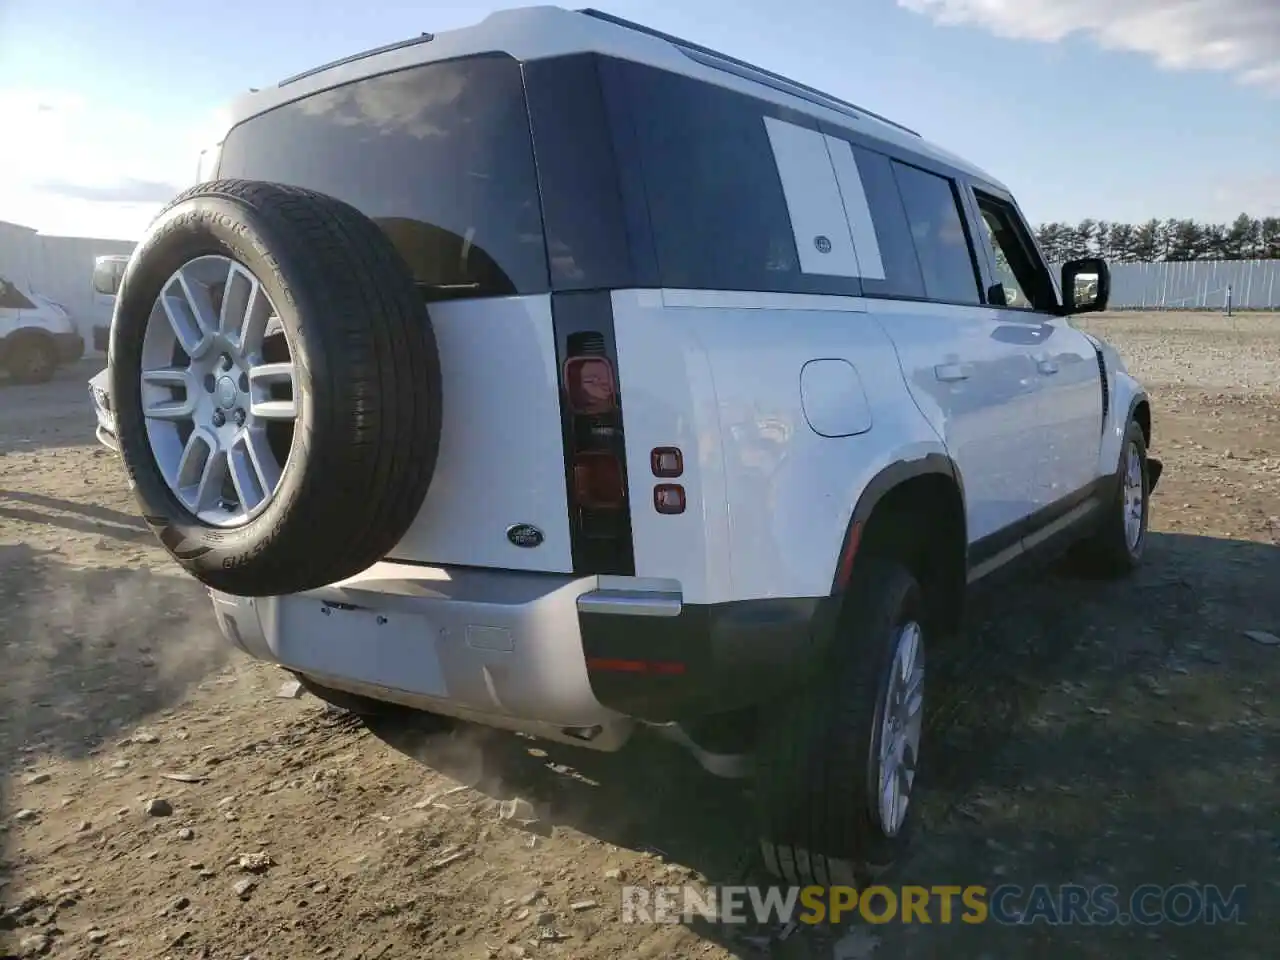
[650,446,683,478]
[574,452,625,508]
[653,483,686,515]
[564,356,616,416]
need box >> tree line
[1034,214,1280,264]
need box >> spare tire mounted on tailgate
[108,179,443,596]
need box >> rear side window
[217,54,549,300]
[611,61,862,296]
[889,162,982,305]
[840,144,926,300]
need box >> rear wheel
[754,560,926,886]
[6,336,57,384]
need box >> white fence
[1054,259,1280,310]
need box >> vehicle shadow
[0,545,223,768]
[0,489,150,545]
[0,361,102,453]
[367,531,1280,959]
[0,544,226,911]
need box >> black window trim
[967,183,1062,315]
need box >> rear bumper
[209,563,834,735]
[92,324,110,353]
[578,592,838,722]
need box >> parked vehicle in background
[86,5,1162,886]
[0,274,84,383]
[91,255,131,352]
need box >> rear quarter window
[611,61,863,297]
[217,54,549,300]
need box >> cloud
[35,177,182,204]
[36,177,181,206]
[897,0,1280,91]
[0,87,224,239]
[1211,176,1280,216]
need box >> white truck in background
[0,273,84,384]
[90,254,131,353]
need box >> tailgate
[386,294,574,573]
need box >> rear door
[216,54,577,573]
[842,145,1043,545]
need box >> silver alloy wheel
[139,255,297,528]
[1123,439,1144,552]
[873,620,925,838]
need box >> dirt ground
[2,311,1278,960]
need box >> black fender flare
[829,451,965,594]
[1125,391,1151,443]
[1122,392,1161,492]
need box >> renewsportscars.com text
[621,883,1247,926]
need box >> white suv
[89,6,1162,884]
[1,275,84,383]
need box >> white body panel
[0,284,77,339]
[763,118,864,278]
[209,562,635,750]
[612,289,948,605]
[1094,339,1149,477]
[1024,317,1106,504]
[866,299,1044,543]
[388,294,573,572]
[0,304,24,336]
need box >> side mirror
[92,256,129,296]
[1061,257,1109,314]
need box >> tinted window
[523,55,634,291]
[0,281,35,310]
[614,61,861,296]
[845,144,926,300]
[891,162,982,305]
[218,55,549,300]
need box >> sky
[1,0,1277,241]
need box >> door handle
[934,363,971,382]
[1037,359,1059,375]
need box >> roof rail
[277,32,436,88]
[577,9,920,138]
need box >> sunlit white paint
[388,293,574,573]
